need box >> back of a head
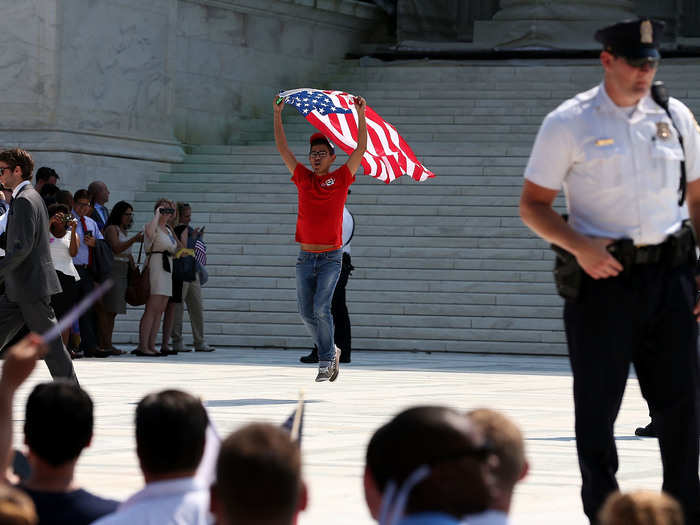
[39,183,59,198]
[0,485,37,525]
[55,190,73,209]
[135,390,208,476]
[366,406,492,518]
[214,423,302,525]
[24,380,93,467]
[35,166,57,184]
[468,408,526,492]
[600,490,684,525]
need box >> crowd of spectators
[0,165,214,359]
[0,334,685,525]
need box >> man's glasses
[309,151,329,159]
[0,166,14,174]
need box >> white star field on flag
[284,90,353,116]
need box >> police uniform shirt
[524,82,700,246]
[341,206,354,255]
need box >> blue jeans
[295,249,342,363]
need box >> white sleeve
[341,207,353,246]
[524,112,575,190]
[670,98,700,183]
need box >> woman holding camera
[100,201,143,353]
[47,203,81,351]
[133,198,180,356]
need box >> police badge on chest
[656,121,672,141]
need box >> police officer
[519,18,700,524]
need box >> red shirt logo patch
[321,177,335,188]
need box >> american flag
[194,239,206,266]
[280,88,435,183]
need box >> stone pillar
[0,0,183,203]
[474,0,636,49]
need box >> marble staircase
[114,58,700,355]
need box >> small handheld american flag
[194,239,206,267]
[280,88,435,184]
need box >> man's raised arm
[1,334,44,483]
[345,97,367,176]
[274,97,298,175]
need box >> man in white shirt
[72,188,109,358]
[94,389,211,525]
[519,18,700,523]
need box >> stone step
[138,58,700,355]
[110,330,566,354]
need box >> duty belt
[608,222,696,268]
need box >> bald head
[87,181,109,205]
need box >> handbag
[90,239,115,283]
[126,242,151,306]
[172,248,197,282]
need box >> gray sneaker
[315,347,341,382]
[329,345,341,382]
[315,362,333,382]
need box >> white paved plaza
[6,348,672,525]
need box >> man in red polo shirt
[274,94,367,382]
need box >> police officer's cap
[595,18,664,65]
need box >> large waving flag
[279,88,435,183]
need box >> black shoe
[83,348,110,358]
[300,351,319,364]
[635,422,657,438]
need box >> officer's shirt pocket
[650,138,684,190]
[579,143,623,188]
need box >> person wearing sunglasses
[132,199,179,357]
[520,18,700,523]
[0,148,77,382]
[274,94,367,382]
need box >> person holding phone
[165,202,214,353]
[72,189,109,358]
[132,199,179,357]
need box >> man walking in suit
[0,148,77,382]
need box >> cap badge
[641,20,653,44]
[656,121,671,141]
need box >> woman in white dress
[133,198,180,356]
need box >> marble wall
[174,0,379,144]
[0,0,379,200]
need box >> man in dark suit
[88,181,110,233]
[0,148,77,382]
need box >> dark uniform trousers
[331,253,353,359]
[75,265,99,353]
[564,261,700,524]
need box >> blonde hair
[0,485,38,525]
[468,408,526,490]
[599,490,684,525]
